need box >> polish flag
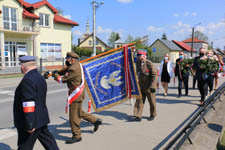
[23,101,35,113]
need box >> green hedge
[72,46,101,57]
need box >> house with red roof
[149,39,199,62]
[182,37,208,53]
[172,40,197,58]
[0,0,79,69]
[149,39,184,62]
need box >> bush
[72,46,101,57]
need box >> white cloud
[73,30,82,36]
[173,13,179,17]
[63,15,72,19]
[148,20,225,49]
[172,21,191,30]
[147,26,164,32]
[173,12,197,17]
[117,0,133,3]
[96,26,112,34]
[184,12,189,17]
[191,12,197,16]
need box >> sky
[26,0,225,49]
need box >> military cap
[137,49,147,56]
[19,56,36,63]
[65,52,79,59]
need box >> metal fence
[158,82,225,150]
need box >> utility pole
[211,41,213,49]
[191,27,194,57]
[92,1,104,56]
[190,23,201,57]
[92,1,96,56]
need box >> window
[89,40,92,46]
[96,40,99,45]
[41,43,62,61]
[39,13,50,27]
[3,6,17,30]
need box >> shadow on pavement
[208,123,223,132]
[157,98,199,106]
[156,93,200,98]
[94,110,129,121]
[48,116,102,141]
[0,143,11,150]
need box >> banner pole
[80,42,136,63]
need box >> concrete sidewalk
[1,77,225,150]
[37,77,225,150]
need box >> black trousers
[193,75,197,89]
[17,125,59,150]
[198,79,208,102]
[178,77,189,95]
[207,75,214,92]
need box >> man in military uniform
[45,52,102,144]
[14,56,59,150]
[130,49,157,121]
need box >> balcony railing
[0,17,40,33]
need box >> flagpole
[46,37,148,77]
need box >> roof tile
[54,14,79,26]
[23,9,39,19]
[159,39,182,51]
[182,38,208,44]
[172,40,196,52]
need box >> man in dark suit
[193,48,208,106]
[175,51,190,97]
[13,56,59,150]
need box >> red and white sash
[66,64,85,112]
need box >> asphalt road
[0,78,89,135]
[0,76,224,150]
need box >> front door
[4,42,27,67]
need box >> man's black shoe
[177,94,181,98]
[148,116,155,121]
[134,117,142,122]
[131,117,141,122]
[94,119,102,132]
[128,116,141,122]
[65,137,82,144]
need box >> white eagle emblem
[100,70,123,89]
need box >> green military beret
[65,52,79,59]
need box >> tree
[125,35,134,44]
[133,36,152,56]
[161,32,168,40]
[56,7,64,16]
[116,33,120,41]
[189,30,208,41]
[108,32,120,47]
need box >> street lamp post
[92,1,104,56]
[191,27,195,57]
[191,23,201,57]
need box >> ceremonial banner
[83,48,141,112]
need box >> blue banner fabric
[83,49,141,112]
